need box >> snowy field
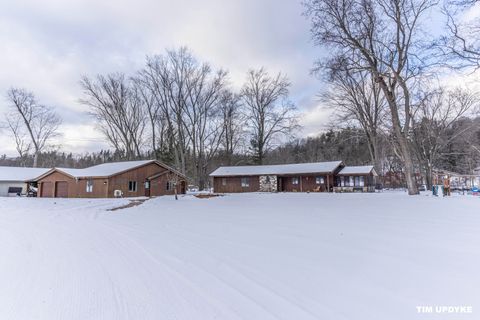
[0,192,479,320]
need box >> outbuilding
[0,166,50,197]
[32,160,187,198]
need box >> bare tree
[241,68,298,164]
[5,88,61,167]
[166,171,183,200]
[219,90,245,165]
[140,48,228,189]
[80,73,147,160]
[304,0,437,194]
[436,0,480,69]
[322,63,387,173]
[411,86,478,188]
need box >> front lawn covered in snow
[0,192,478,319]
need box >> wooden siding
[37,162,186,198]
[38,172,77,198]
[213,176,260,193]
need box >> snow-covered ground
[0,192,478,319]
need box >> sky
[0,0,330,156]
[0,0,477,157]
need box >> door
[144,181,150,197]
[41,182,53,197]
[55,181,68,198]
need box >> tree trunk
[33,151,39,168]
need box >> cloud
[0,0,329,157]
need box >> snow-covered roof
[0,166,50,182]
[210,161,343,177]
[56,160,155,178]
[33,160,185,180]
[338,166,377,176]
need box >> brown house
[210,161,378,193]
[210,161,345,193]
[32,160,187,198]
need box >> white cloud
[0,0,331,156]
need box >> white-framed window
[144,181,150,189]
[316,176,324,184]
[241,177,249,187]
[128,181,137,192]
[359,176,365,187]
[340,176,345,187]
[86,179,93,193]
[292,177,299,185]
[166,181,174,191]
[222,178,227,186]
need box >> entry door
[55,181,68,198]
[144,181,150,197]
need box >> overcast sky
[0,0,477,157]
[0,0,331,156]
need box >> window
[166,181,173,191]
[128,181,137,192]
[144,181,150,189]
[241,177,249,187]
[86,179,93,193]
[292,177,299,185]
[222,178,227,186]
[316,176,324,184]
[349,176,354,187]
[340,176,345,187]
[355,176,360,187]
[359,176,365,187]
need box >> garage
[41,182,53,197]
[55,181,68,198]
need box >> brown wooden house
[31,160,187,198]
[210,161,345,193]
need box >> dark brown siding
[149,172,184,196]
[37,163,185,198]
[213,176,260,193]
[38,171,76,198]
[55,181,69,198]
[107,163,185,198]
[40,181,53,197]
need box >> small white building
[0,166,50,197]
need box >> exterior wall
[149,172,185,196]
[279,175,331,192]
[38,171,78,198]
[259,175,277,192]
[38,163,186,198]
[213,176,260,193]
[108,163,170,198]
[0,181,27,197]
[214,174,333,193]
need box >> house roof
[32,160,187,181]
[209,161,344,177]
[338,166,377,176]
[0,166,51,182]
